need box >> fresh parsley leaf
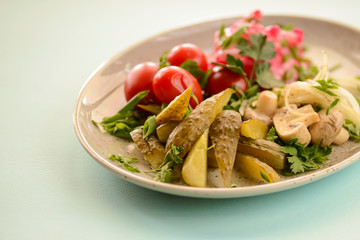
[109,154,140,173]
[142,115,157,139]
[212,55,247,80]
[152,145,184,183]
[266,127,280,143]
[245,84,259,98]
[343,119,360,142]
[287,155,305,174]
[255,62,285,88]
[281,145,298,156]
[180,60,211,89]
[280,139,332,174]
[223,85,247,112]
[237,34,276,84]
[159,50,170,68]
[218,25,247,50]
[238,34,276,61]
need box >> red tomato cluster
[124,43,248,108]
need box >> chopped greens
[159,50,170,68]
[326,97,340,115]
[212,54,248,82]
[255,62,284,88]
[281,139,332,174]
[237,34,276,81]
[151,145,184,183]
[205,145,215,151]
[265,127,280,143]
[266,128,332,174]
[109,154,140,173]
[98,90,149,140]
[343,119,360,142]
[260,171,270,183]
[313,79,339,97]
[179,60,212,89]
[142,115,157,139]
[218,25,247,50]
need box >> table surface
[1,0,360,239]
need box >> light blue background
[1,0,360,239]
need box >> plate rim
[73,14,360,198]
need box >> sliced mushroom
[273,104,319,146]
[255,90,278,116]
[332,127,350,146]
[243,90,278,126]
[309,109,344,147]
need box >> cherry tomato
[152,66,203,108]
[205,66,248,96]
[167,43,208,72]
[124,62,159,102]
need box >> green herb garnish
[205,145,215,151]
[151,145,184,183]
[326,97,340,115]
[343,119,360,142]
[142,115,157,139]
[180,60,211,89]
[218,25,247,50]
[230,183,238,188]
[109,154,140,172]
[260,171,270,183]
[255,62,284,88]
[99,90,149,140]
[159,50,170,68]
[265,127,280,143]
[313,79,339,97]
[281,139,332,174]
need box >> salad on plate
[93,10,360,188]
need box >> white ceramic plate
[73,15,360,198]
